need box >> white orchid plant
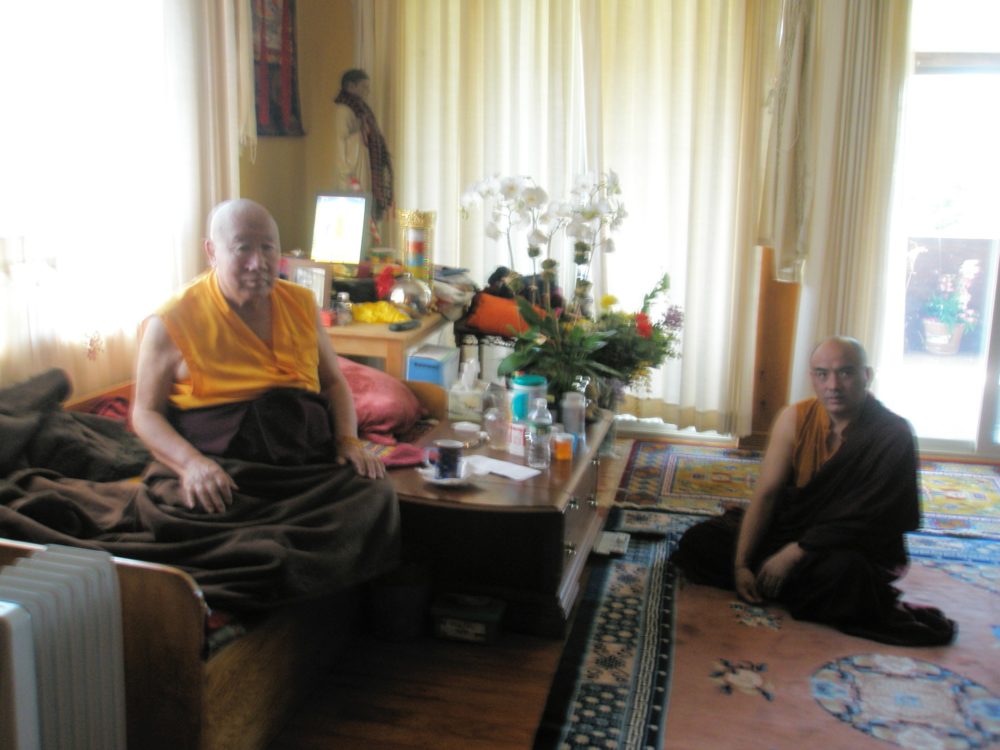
[461,170,628,317]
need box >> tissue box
[406,345,459,389]
[448,382,485,422]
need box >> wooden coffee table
[389,411,613,637]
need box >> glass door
[875,0,1000,456]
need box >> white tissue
[459,358,480,389]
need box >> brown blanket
[0,370,399,612]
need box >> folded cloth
[379,443,426,468]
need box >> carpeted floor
[614,441,1000,539]
[536,440,1000,750]
[665,530,1000,749]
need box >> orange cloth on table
[158,271,320,410]
[465,292,542,337]
[790,397,835,488]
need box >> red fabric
[375,265,401,299]
[379,443,425,468]
[92,396,129,423]
[337,356,425,443]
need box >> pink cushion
[337,356,424,443]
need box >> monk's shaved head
[809,336,868,369]
[207,199,280,246]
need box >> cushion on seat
[337,356,425,443]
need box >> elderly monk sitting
[131,198,398,610]
[671,336,955,646]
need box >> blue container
[406,345,459,388]
[510,374,547,421]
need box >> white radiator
[0,545,126,750]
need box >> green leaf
[497,349,537,375]
[640,272,671,314]
[516,296,544,327]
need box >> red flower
[636,312,653,338]
[375,265,399,299]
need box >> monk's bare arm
[316,312,384,479]
[733,404,797,602]
[131,316,236,513]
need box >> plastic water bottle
[334,292,353,325]
[482,379,510,450]
[526,397,553,469]
[482,379,508,416]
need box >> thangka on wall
[252,0,304,136]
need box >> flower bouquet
[591,273,684,405]
[462,171,683,413]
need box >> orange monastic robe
[791,398,834,488]
[158,271,320,410]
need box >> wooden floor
[268,628,566,749]
[268,440,634,750]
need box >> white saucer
[417,460,478,487]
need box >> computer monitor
[309,191,372,265]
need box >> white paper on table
[463,455,541,481]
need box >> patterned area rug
[614,441,1000,539]
[536,508,1000,750]
[665,529,1000,749]
[533,509,700,750]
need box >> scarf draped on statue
[333,89,394,221]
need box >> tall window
[877,0,1000,452]
[0,1,248,394]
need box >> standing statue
[333,69,394,223]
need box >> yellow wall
[239,0,354,253]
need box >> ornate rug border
[613,441,1000,540]
[532,510,700,750]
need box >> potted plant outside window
[920,259,980,355]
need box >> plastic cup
[553,432,574,461]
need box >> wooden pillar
[739,247,800,450]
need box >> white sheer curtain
[362,0,778,435]
[368,0,589,287]
[586,0,778,435]
[758,0,912,400]
[0,0,253,395]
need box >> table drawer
[562,454,600,560]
